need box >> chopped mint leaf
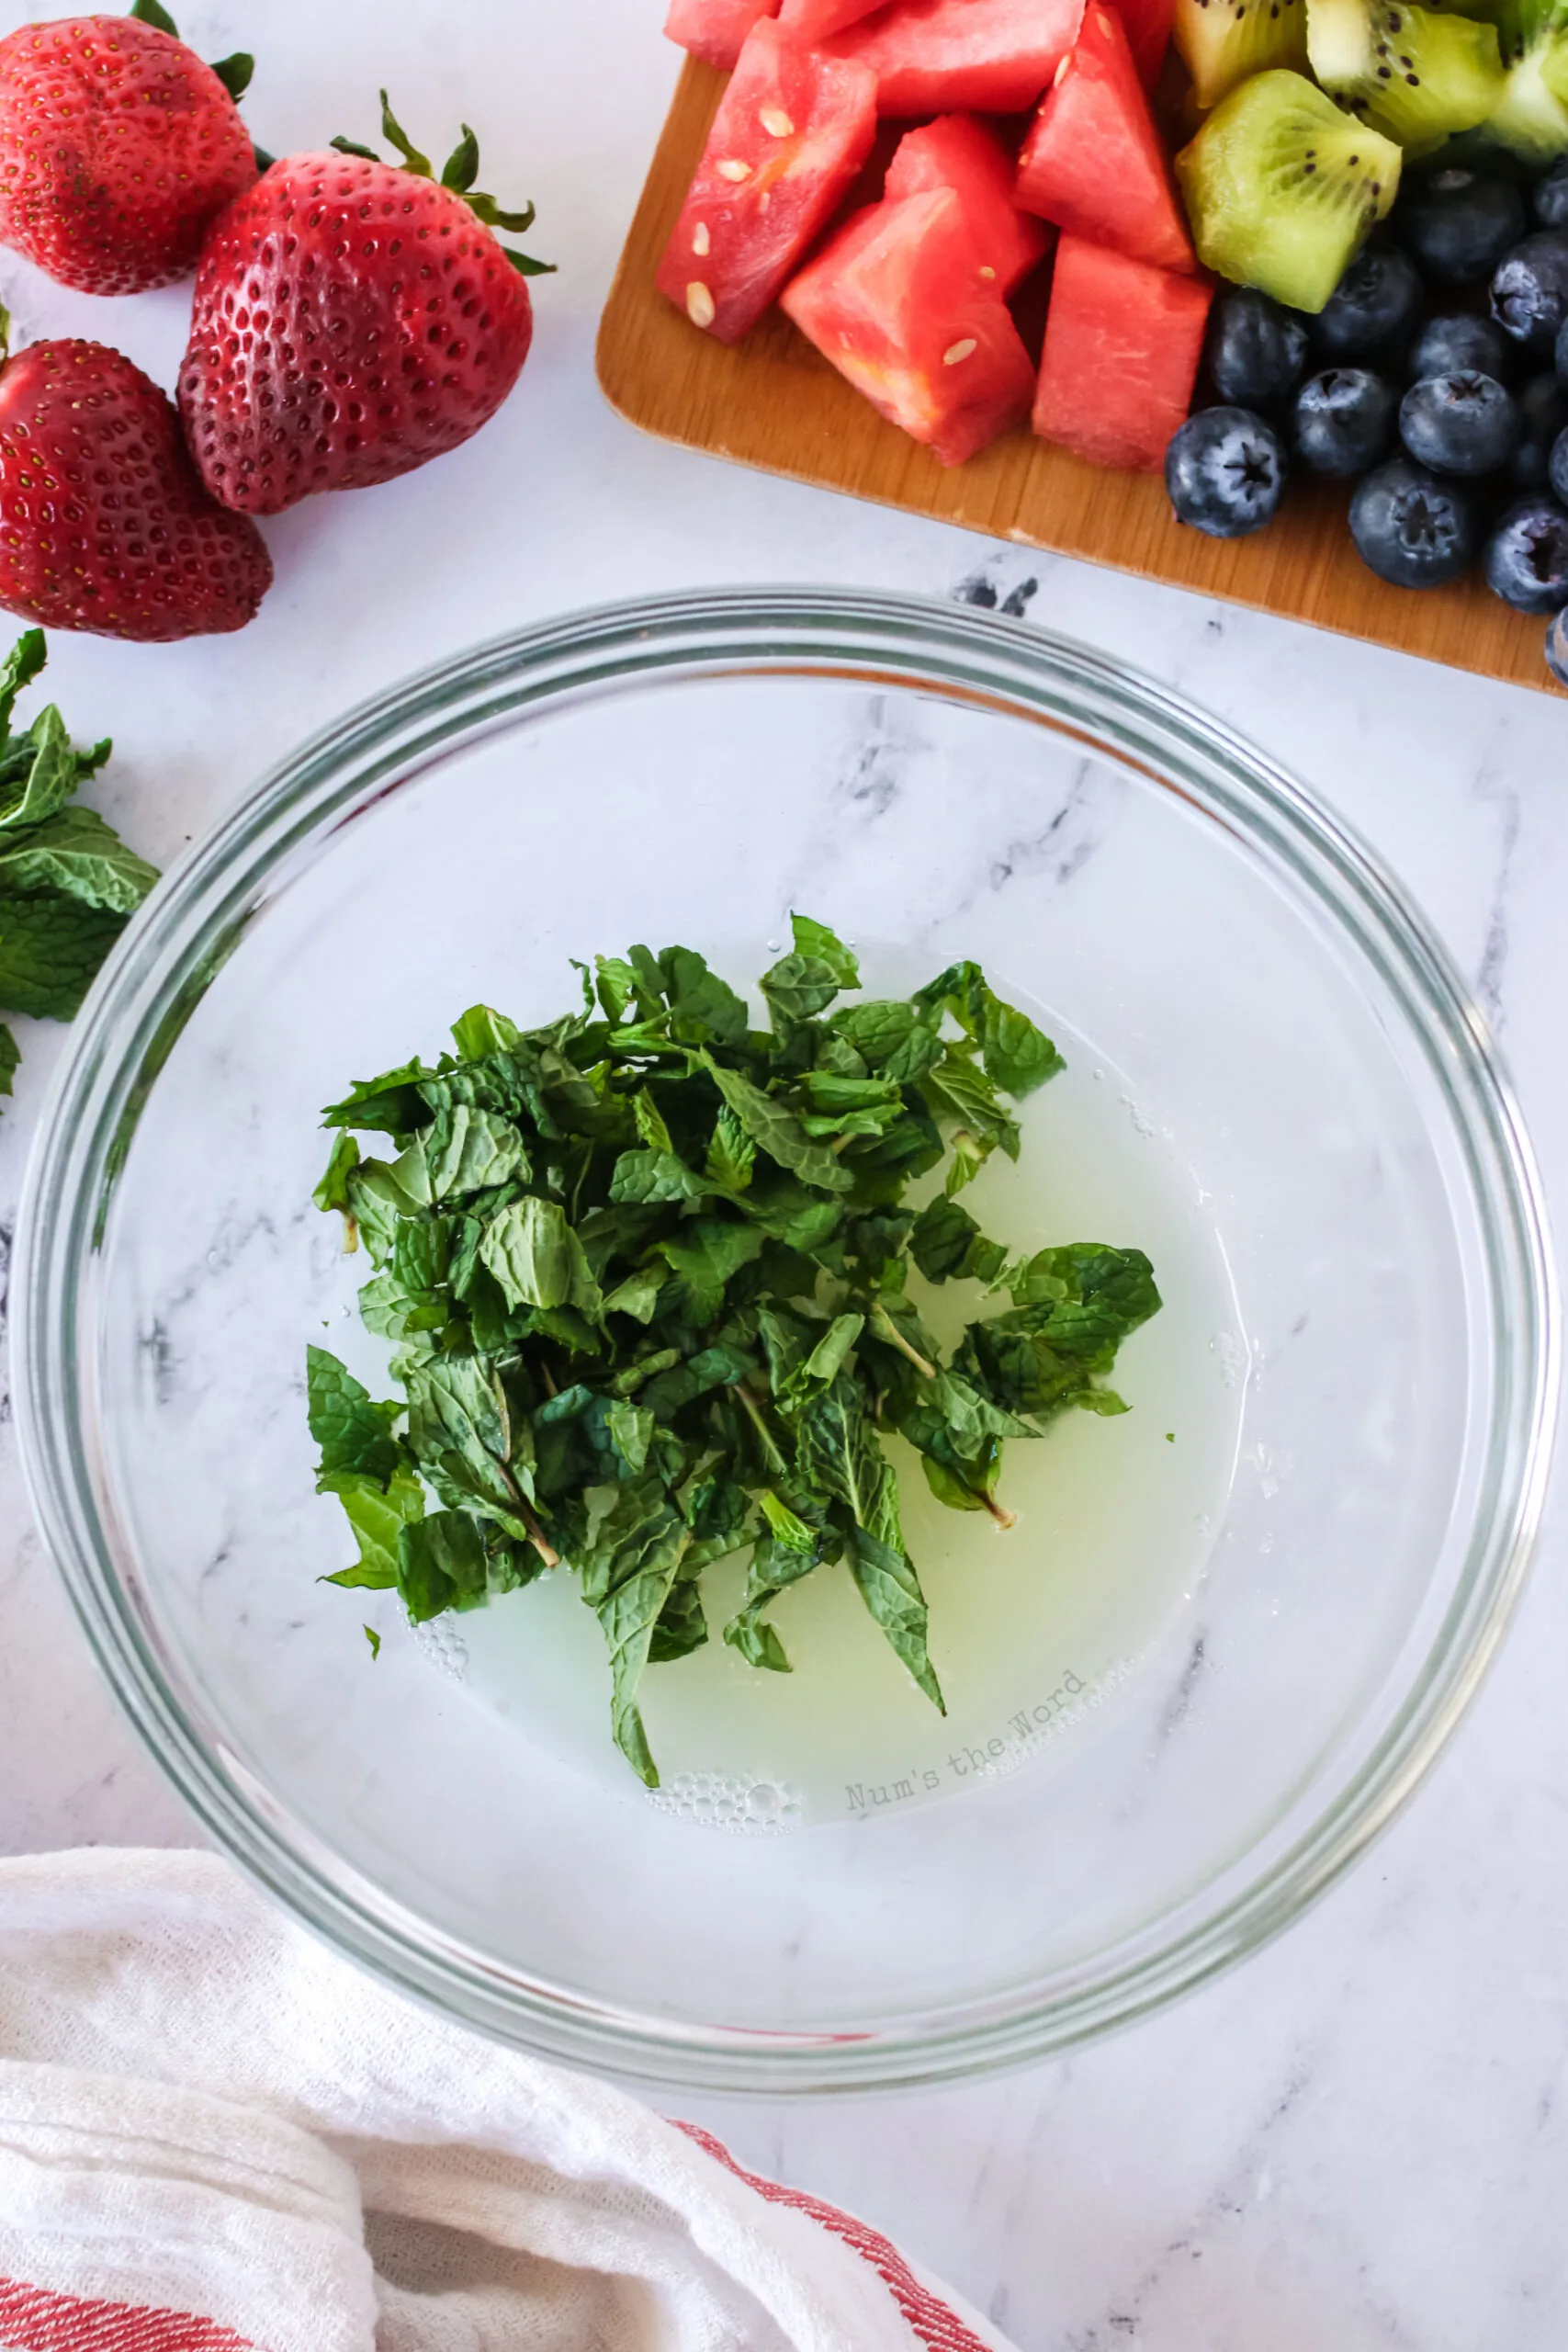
[306,1346,401,1487]
[363,1624,382,1658]
[307,926,1158,1785]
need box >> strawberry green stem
[330,93,557,277]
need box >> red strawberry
[0,334,272,640]
[0,11,257,297]
[179,96,551,516]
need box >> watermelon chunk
[1017,6,1194,274]
[885,116,1051,295]
[657,22,878,344]
[1032,233,1212,470]
[1114,0,1176,86]
[777,0,886,36]
[822,0,1088,117]
[783,187,1037,464]
[664,0,781,71]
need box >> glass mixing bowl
[13,589,1557,2094]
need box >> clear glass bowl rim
[12,585,1560,2097]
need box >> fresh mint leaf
[592,956,633,1021]
[913,962,1063,1100]
[603,1266,664,1324]
[831,1000,943,1084]
[0,891,126,1020]
[791,912,859,989]
[700,1054,855,1194]
[397,1510,489,1621]
[404,1356,517,1521]
[649,1572,707,1662]
[306,1346,401,1487]
[705,1105,756,1192]
[908,1196,1007,1285]
[761,950,843,1025]
[632,1088,674,1153]
[320,1462,426,1588]
[0,706,87,832]
[451,1003,521,1059]
[656,1215,763,1297]
[322,1057,437,1136]
[609,1148,713,1205]
[313,1133,361,1218]
[1002,1244,1161,1354]
[845,1521,944,1711]
[795,1375,887,1526]
[0,628,47,748]
[0,1020,17,1099]
[981,994,1063,1097]
[344,1159,417,1267]
[396,1105,527,1203]
[0,806,158,913]
[578,1474,694,1783]
[656,944,749,1044]
[481,1195,601,1316]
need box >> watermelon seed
[760,107,795,137]
[685,281,715,327]
[943,338,978,366]
[692,221,710,255]
[716,158,750,182]
[979,265,997,278]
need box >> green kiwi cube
[1308,0,1504,151]
[1492,34,1568,154]
[1177,71,1403,312]
[1174,0,1310,110]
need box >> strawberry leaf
[378,90,432,178]
[441,126,480,194]
[210,52,254,100]
[129,0,179,33]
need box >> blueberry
[1206,288,1311,405]
[1349,458,1480,587]
[1292,368,1398,475]
[1165,407,1286,537]
[1513,373,1568,487]
[1410,313,1510,382]
[1394,169,1527,285]
[1400,372,1520,474]
[1492,231,1568,347]
[1555,311,1568,381]
[1316,245,1425,361]
[1535,156,1568,231]
[1547,605,1568,687]
[1548,422,1568,503]
[1483,496,1568,611]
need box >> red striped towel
[0,1851,1012,2352]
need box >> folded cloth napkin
[0,1849,1013,2352]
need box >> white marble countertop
[1,1,1566,2343]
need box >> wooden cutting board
[598,56,1562,695]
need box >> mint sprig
[308,921,1161,1787]
[0,631,159,1104]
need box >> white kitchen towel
[0,1849,1013,2352]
